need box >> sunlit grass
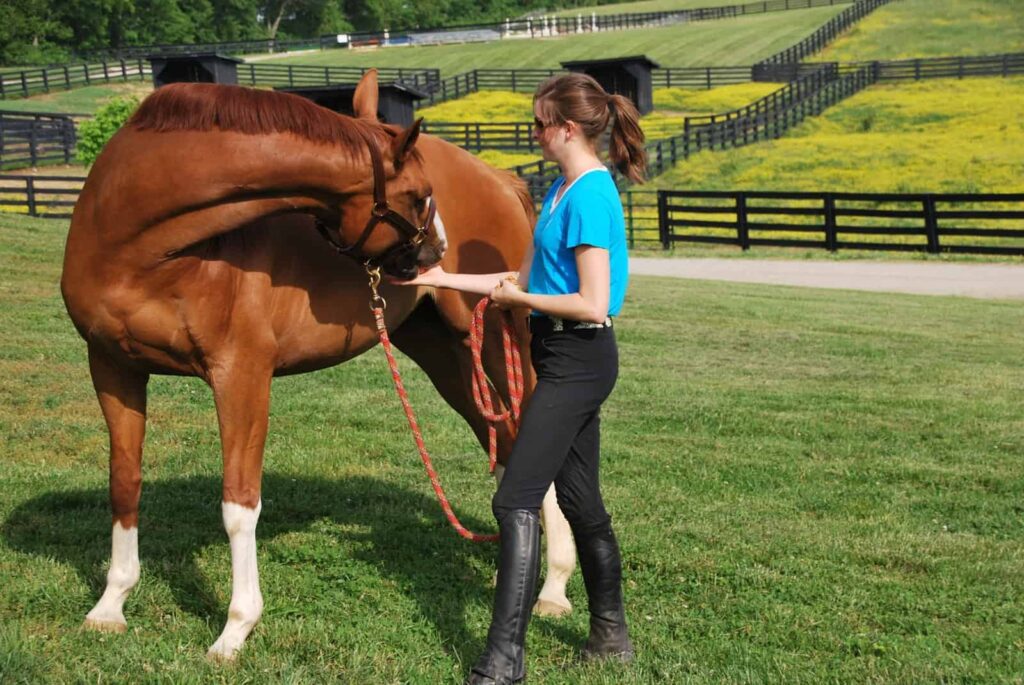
[816,0,1024,61]
[1,211,1023,682]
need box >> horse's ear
[391,118,422,170]
[353,69,379,121]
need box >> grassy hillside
[0,82,149,115]
[2,211,1022,682]
[816,0,1024,61]
[263,6,847,76]
[654,76,1024,193]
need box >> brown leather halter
[316,130,437,270]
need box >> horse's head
[330,71,446,281]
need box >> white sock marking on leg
[85,522,139,630]
[208,500,263,660]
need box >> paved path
[630,258,1024,300]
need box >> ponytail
[607,94,646,184]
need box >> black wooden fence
[237,64,441,93]
[0,174,84,218]
[0,60,441,100]
[658,191,1024,255]
[75,0,854,61]
[845,53,1024,81]
[0,112,78,169]
[0,60,150,99]
[758,0,894,65]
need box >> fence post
[736,193,750,250]
[626,191,635,248]
[26,177,37,216]
[658,191,670,250]
[824,194,837,251]
[923,196,940,253]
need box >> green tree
[0,0,72,64]
[76,96,139,166]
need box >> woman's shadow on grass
[1,473,515,659]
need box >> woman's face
[533,102,564,162]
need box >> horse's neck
[97,129,372,260]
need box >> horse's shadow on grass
[1,473,565,660]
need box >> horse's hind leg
[205,355,273,661]
[390,297,574,617]
[83,346,148,633]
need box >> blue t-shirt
[528,169,629,317]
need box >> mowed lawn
[1,213,1023,683]
[261,5,846,76]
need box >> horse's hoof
[82,617,127,633]
[533,598,572,618]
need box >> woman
[398,73,646,684]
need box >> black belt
[528,315,613,335]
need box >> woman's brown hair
[533,73,647,184]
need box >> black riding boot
[574,522,634,662]
[466,510,542,685]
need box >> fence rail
[0,60,150,99]
[842,53,1024,81]
[758,0,894,64]
[74,0,853,61]
[0,174,84,218]
[240,63,441,93]
[658,190,1024,255]
[0,112,77,169]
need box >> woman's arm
[394,243,535,296]
[393,265,515,295]
[491,246,610,324]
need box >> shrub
[76,96,139,167]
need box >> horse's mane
[496,169,537,226]
[128,82,387,153]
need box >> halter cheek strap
[315,130,435,267]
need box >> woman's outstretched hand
[390,264,446,287]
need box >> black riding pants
[492,324,619,537]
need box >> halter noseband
[315,130,436,269]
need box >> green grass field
[655,76,1024,194]
[0,82,149,115]
[816,0,1024,61]
[2,209,1023,683]
[262,6,847,76]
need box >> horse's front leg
[84,346,149,632]
[206,355,273,661]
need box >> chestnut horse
[60,72,575,660]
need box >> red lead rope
[372,298,523,543]
[469,297,525,473]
